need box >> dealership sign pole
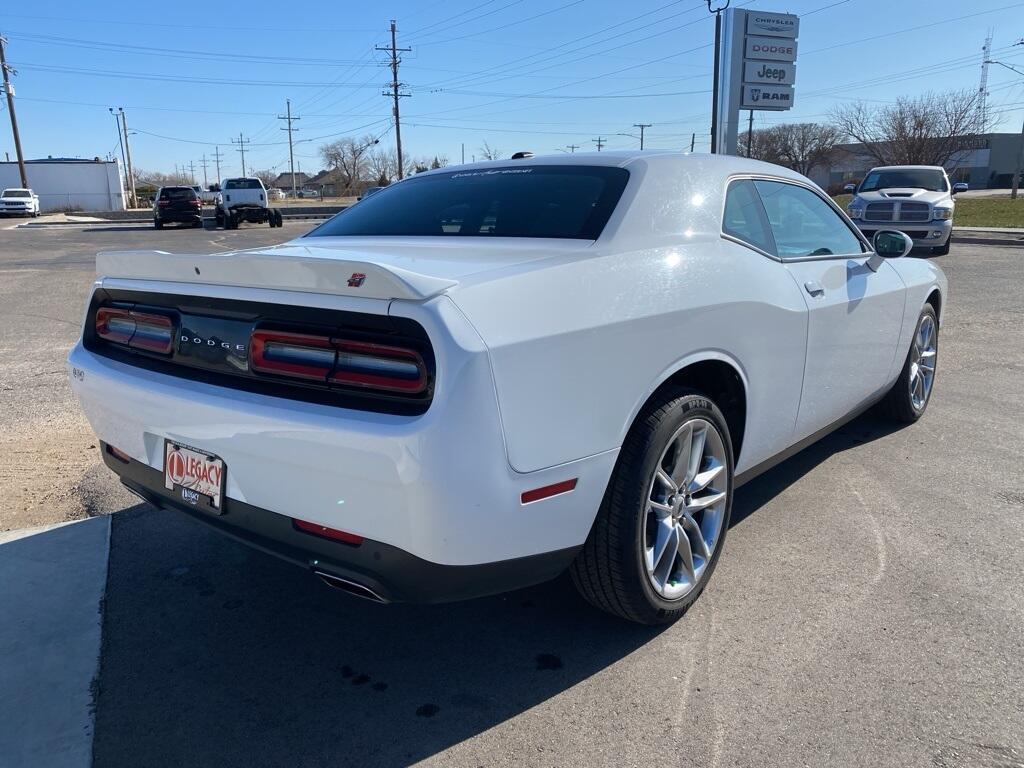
[715,9,799,156]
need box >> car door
[752,179,906,441]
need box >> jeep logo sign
[744,35,798,62]
[743,61,795,85]
[741,84,795,110]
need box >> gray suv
[846,165,955,255]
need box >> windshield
[309,166,630,240]
[859,169,948,193]
[225,179,263,190]
[2,190,31,198]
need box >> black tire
[154,219,163,230]
[570,389,734,625]
[226,214,237,230]
[880,303,938,423]
[932,235,951,256]
[192,219,203,228]
[215,209,224,228]
[274,210,283,227]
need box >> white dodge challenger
[68,152,945,624]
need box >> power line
[377,20,411,179]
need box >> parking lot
[1,221,1022,767]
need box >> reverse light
[250,330,427,394]
[95,307,175,354]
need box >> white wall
[0,160,126,212]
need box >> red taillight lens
[250,330,427,394]
[158,199,170,206]
[251,330,337,380]
[191,199,202,207]
[96,307,174,354]
[292,518,364,546]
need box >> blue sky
[2,0,1022,180]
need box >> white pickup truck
[0,188,40,217]
[846,165,956,255]
[214,178,283,229]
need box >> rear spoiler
[95,248,458,301]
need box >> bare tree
[318,134,379,194]
[430,154,449,169]
[251,169,277,189]
[830,90,987,167]
[134,168,192,187]
[738,126,785,165]
[775,123,842,176]
[478,140,502,161]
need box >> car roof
[410,150,808,182]
[867,165,947,171]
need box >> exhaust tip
[314,571,388,603]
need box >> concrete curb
[0,517,111,768]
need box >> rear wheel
[880,303,938,422]
[570,389,733,625]
[154,219,163,230]
[274,209,284,227]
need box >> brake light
[158,200,170,206]
[95,307,174,354]
[250,330,427,394]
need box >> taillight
[292,518,363,546]
[191,199,202,207]
[95,307,174,354]
[250,330,427,394]
[158,200,170,206]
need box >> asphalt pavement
[0,219,1021,767]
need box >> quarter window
[753,180,863,259]
[722,179,775,254]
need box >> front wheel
[880,303,938,422]
[932,235,951,256]
[571,390,733,625]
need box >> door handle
[804,280,825,298]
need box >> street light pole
[118,108,138,208]
[0,34,28,188]
[109,108,128,203]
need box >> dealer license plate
[164,441,226,514]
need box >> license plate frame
[163,440,226,515]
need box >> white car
[214,177,282,229]
[846,165,956,255]
[0,187,40,217]
[68,153,945,624]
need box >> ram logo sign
[741,84,795,110]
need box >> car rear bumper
[106,444,579,603]
[156,211,202,223]
[67,294,615,571]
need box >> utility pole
[461,143,465,164]
[187,160,196,184]
[633,123,652,151]
[377,21,411,179]
[232,133,250,176]
[109,108,128,199]
[118,108,137,207]
[707,0,731,153]
[0,35,28,188]
[199,154,209,188]
[690,132,696,152]
[592,137,606,151]
[213,145,222,183]
[1012,115,1023,200]
[746,111,754,157]
[278,99,300,196]
[566,143,580,153]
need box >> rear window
[308,165,630,240]
[160,187,198,201]
[2,189,31,198]
[225,179,263,190]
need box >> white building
[0,158,126,213]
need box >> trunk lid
[96,237,591,301]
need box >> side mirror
[952,182,968,195]
[872,229,913,258]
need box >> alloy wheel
[909,314,937,410]
[643,418,729,601]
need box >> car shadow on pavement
[730,411,904,528]
[92,504,667,768]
